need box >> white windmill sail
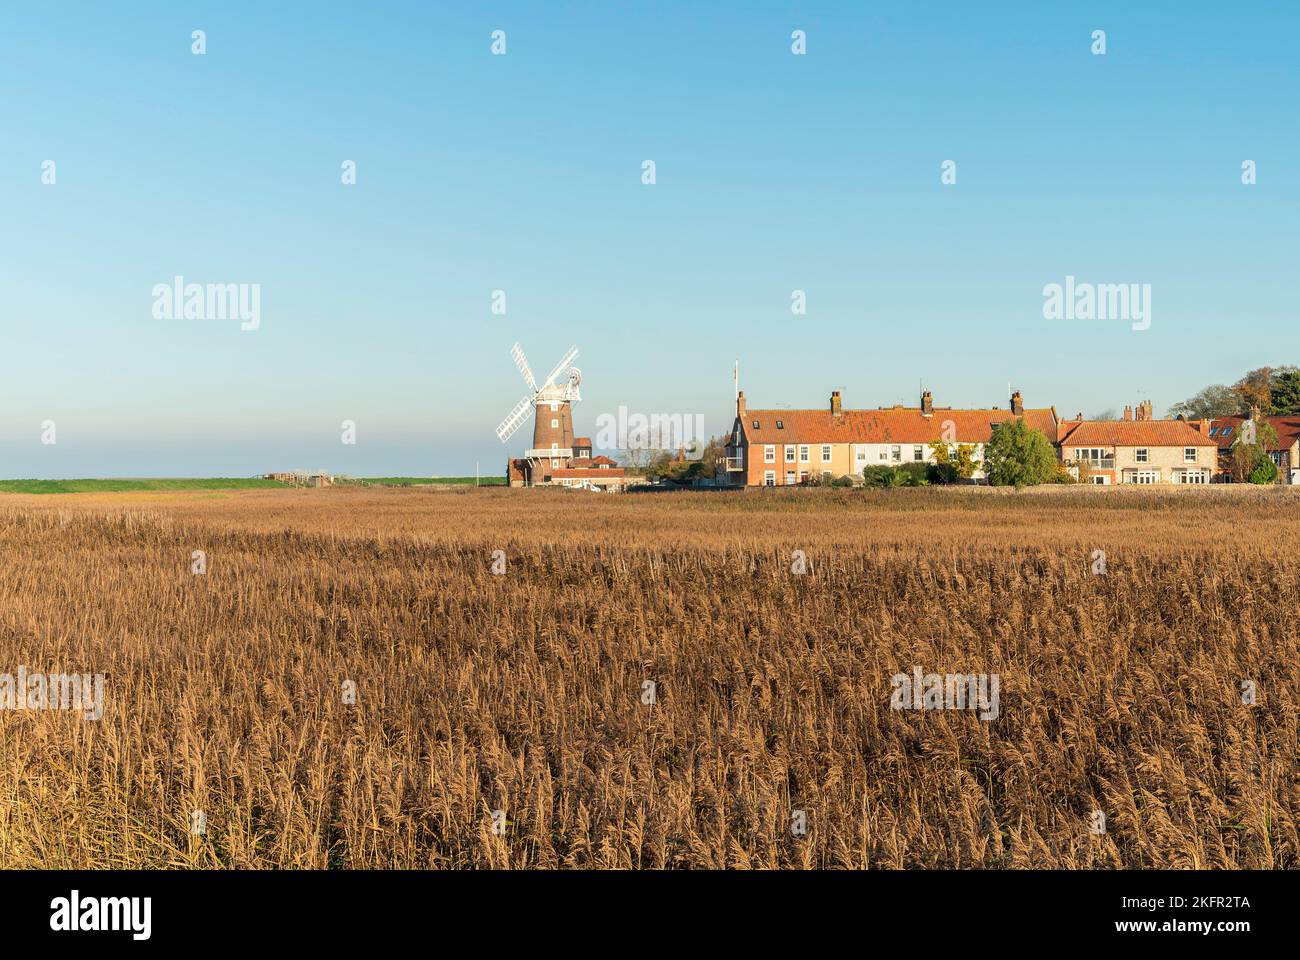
[496,396,534,442]
[496,341,581,446]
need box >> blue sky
[1,2,1296,476]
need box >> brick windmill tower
[496,342,582,475]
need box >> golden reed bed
[0,486,1296,868]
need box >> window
[785,446,796,463]
[913,445,924,461]
[1129,470,1159,485]
[1270,451,1285,466]
[764,471,775,486]
[890,445,902,462]
[550,402,558,411]
[799,445,809,462]
[752,420,760,429]
[551,419,559,429]
[784,470,796,485]
[879,448,889,461]
[1135,448,1149,463]
[764,445,775,463]
[822,470,832,480]
[821,445,832,463]
[1209,427,1219,437]
[551,460,559,468]
[551,442,558,451]
[1091,476,1107,485]
[1180,469,1207,484]
[799,471,808,483]
[1184,447,1197,463]
[776,420,784,429]
[1220,427,1233,439]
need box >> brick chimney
[1010,391,1023,416]
[921,390,934,416]
[830,390,842,417]
[1123,405,1134,421]
[737,390,746,419]
[1135,399,1153,421]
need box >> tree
[862,464,927,488]
[981,418,1059,487]
[928,441,979,483]
[1230,416,1279,483]
[1089,408,1120,421]
[1233,367,1273,413]
[1167,384,1239,420]
[1270,366,1300,415]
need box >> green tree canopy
[982,418,1059,487]
[1270,366,1300,415]
[1167,384,1240,419]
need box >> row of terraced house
[720,389,1300,486]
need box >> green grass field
[0,478,287,494]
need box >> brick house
[508,438,626,489]
[721,389,1057,486]
[1207,414,1300,484]
[1057,402,1217,484]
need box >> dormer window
[776,420,784,429]
[752,420,759,429]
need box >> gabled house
[1056,402,1216,484]
[721,389,1058,486]
[1207,414,1300,484]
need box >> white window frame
[784,470,796,485]
[1184,447,1197,463]
[890,445,902,462]
[1135,448,1149,463]
[785,446,796,463]
[763,470,775,487]
[821,445,832,463]
[799,445,810,463]
[764,445,776,463]
[913,445,924,461]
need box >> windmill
[496,342,582,466]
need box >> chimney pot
[831,390,842,417]
[1010,391,1023,416]
[921,390,934,416]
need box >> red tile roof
[1057,420,1217,447]
[589,455,619,466]
[740,406,1056,445]
[550,467,625,479]
[573,437,592,447]
[1209,415,1300,451]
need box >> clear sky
[2,2,1296,477]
